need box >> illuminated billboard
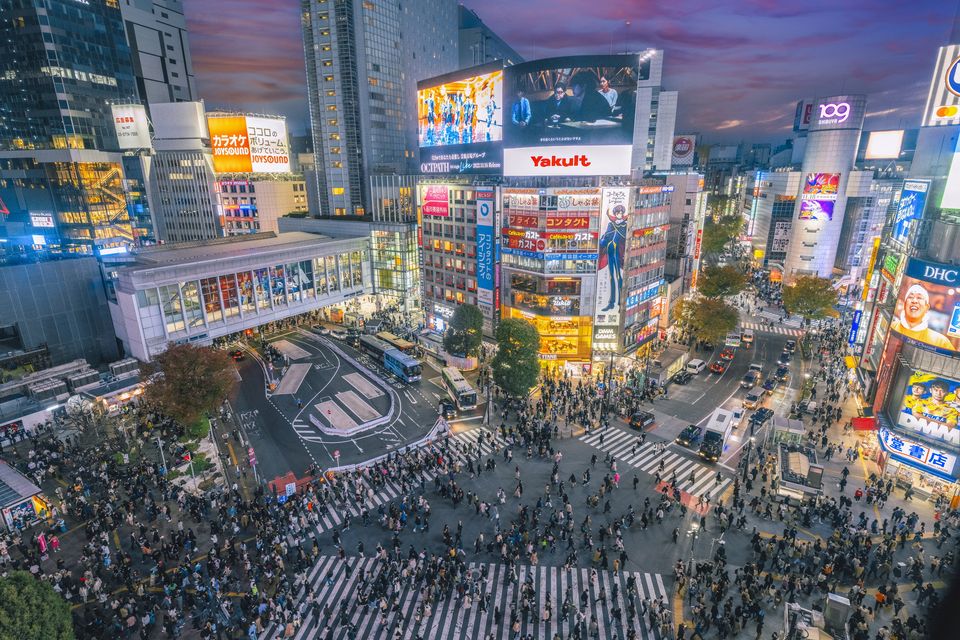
[922,44,960,127]
[890,369,960,448]
[808,95,866,132]
[417,62,504,175]
[802,173,840,198]
[208,115,290,174]
[111,104,151,149]
[890,258,960,355]
[502,54,649,176]
[892,180,930,243]
[419,185,450,217]
[671,135,696,166]
[864,130,904,159]
[593,187,630,348]
[798,199,834,221]
[941,145,960,209]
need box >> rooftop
[0,460,42,508]
[124,232,339,271]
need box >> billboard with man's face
[890,258,960,355]
[502,54,650,176]
[417,62,504,175]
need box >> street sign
[285,482,296,497]
[248,447,257,466]
[333,450,341,462]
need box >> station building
[109,232,371,361]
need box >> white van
[686,359,707,374]
[741,329,754,346]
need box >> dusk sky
[183,0,954,142]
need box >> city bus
[376,331,417,354]
[441,366,478,410]
[359,335,422,383]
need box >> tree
[143,343,237,429]
[700,215,743,259]
[677,297,739,346]
[62,396,115,446]
[443,304,484,357]
[492,318,540,397]
[0,571,74,640]
[782,276,839,323]
[698,265,747,299]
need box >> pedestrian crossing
[261,556,670,640]
[739,321,804,337]
[579,428,732,503]
[307,428,506,537]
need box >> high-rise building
[300,0,458,218]
[216,176,308,236]
[118,0,198,108]
[457,5,523,68]
[148,102,222,243]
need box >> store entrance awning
[851,417,876,431]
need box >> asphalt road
[229,328,474,483]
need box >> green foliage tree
[492,318,540,397]
[698,265,748,299]
[144,343,237,429]
[677,297,739,346]
[700,215,743,259]
[782,276,839,323]
[0,571,74,640]
[443,303,484,357]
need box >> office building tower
[118,0,198,108]
[216,176,309,236]
[458,5,523,68]
[301,0,458,218]
[782,95,867,280]
[148,102,222,243]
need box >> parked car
[438,399,457,419]
[749,407,774,428]
[710,360,728,374]
[686,359,707,374]
[740,370,760,389]
[671,370,694,385]
[775,365,791,382]
[629,411,656,431]
[719,348,736,361]
[676,424,704,448]
[762,376,779,394]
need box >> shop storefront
[0,461,50,532]
[875,422,960,507]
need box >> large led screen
[502,54,650,176]
[802,173,840,198]
[892,180,930,244]
[890,258,960,355]
[417,63,504,175]
[889,368,960,448]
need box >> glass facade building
[111,232,371,360]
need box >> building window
[332,187,345,195]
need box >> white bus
[441,367,478,410]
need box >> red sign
[507,236,546,252]
[693,228,703,260]
[546,215,590,230]
[422,185,449,217]
[508,214,539,229]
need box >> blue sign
[893,180,930,244]
[949,57,960,95]
[848,310,862,346]
[877,422,958,481]
[476,225,494,292]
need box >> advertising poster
[420,185,450,217]
[671,135,696,166]
[890,258,960,354]
[892,369,960,447]
[208,116,290,174]
[893,180,930,243]
[798,199,835,221]
[502,54,648,176]
[803,173,840,198]
[922,44,960,127]
[940,146,960,210]
[209,116,253,173]
[111,104,151,149]
[864,130,904,160]
[594,187,630,334]
[417,63,504,175]
[476,189,495,311]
